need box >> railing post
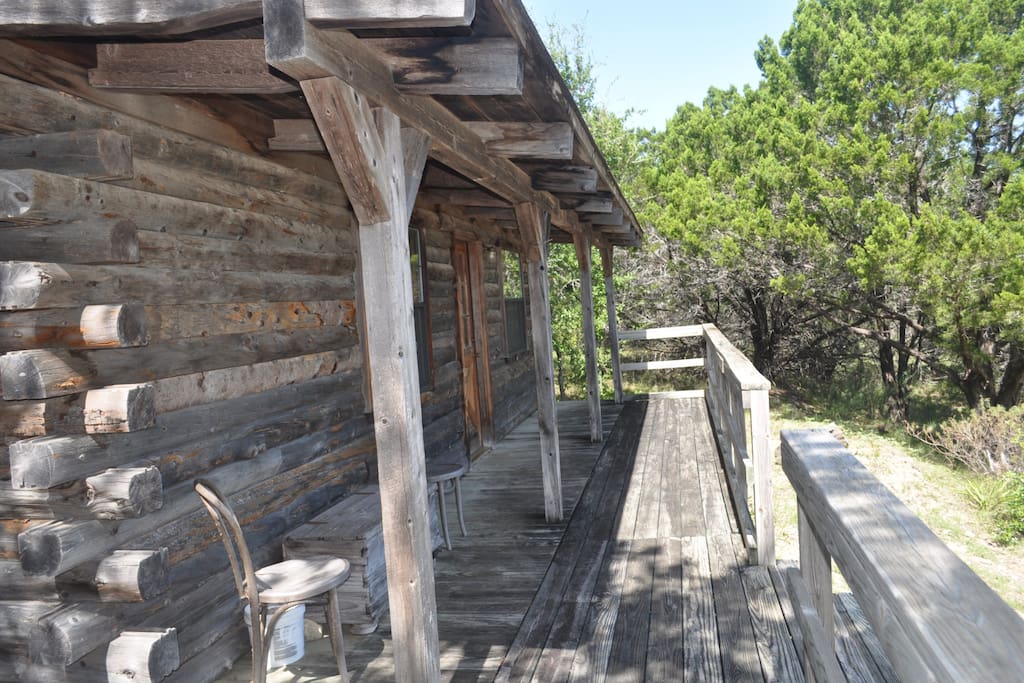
[599,246,623,405]
[798,502,833,660]
[749,388,774,565]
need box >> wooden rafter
[305,0,475,29]
[89,40,296,94]
[463,121,573,160]
[365,37,523,96]
[0,0,261,36]
[259,0,574,229]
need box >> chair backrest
[194,479,261,614]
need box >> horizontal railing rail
[782,429,1024,683]
[615,323,773,565]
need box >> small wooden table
[426,462,468,551]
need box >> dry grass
[770,405,1024,615]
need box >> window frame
[499,249,529,357]
[409,227,434,390]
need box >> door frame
[453,237,495,454]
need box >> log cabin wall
[0,40,537,682]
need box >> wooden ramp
[218,398,897,682]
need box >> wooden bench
[283,484,442,632]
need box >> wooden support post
[798,502,833,661]
[514,203,563,522]
[574,232,602,442]
[599,246,624,404]
[303,74,440,682]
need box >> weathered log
[0,325,355,399]
[0,169,347,250]
[0,219,139,264]
[0,383,155,437]
[0,74,348,223]
[0,519,46,560]
[85,467,162,519]
[0,600,52,644]
[0,304,148,352]
[17,430,374,576]
[0,466,161,518]
[0,130,132,181]
[83,384,156,434]
[136,229,351,275]
[143,300,355,344]
[106,628,179,683]
[0,549,169,602]
[0,261,353,312]
[153,350,345,413]
[9,371,364,490]
[29,604,119,666]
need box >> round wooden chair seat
[256,556,351,604]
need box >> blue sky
[522,1,799,130]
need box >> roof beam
[364,37,522,96]
[463,121,572,160]
[268,119,325,152]
[584,207,624,227]
[305,0,475,29]
[420,188,510,208]
[0,0,261,37]
[260,0,570,226]
[557,192,614,213]
[89,40,296,94]
[530,166,598,194]
[268,118,572,161]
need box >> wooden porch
[216,397,897,682]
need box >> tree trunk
[996,343,1024,409]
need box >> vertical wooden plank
[682,535,724,682]
[646,537,684,681]
[574,231,602,442]
[707,534,764,682]
[741,566,805,682]
[798,504,833,659]
[749,389,774,565]
[468,241,495,447]
[515,202,563,522]
[599,246,624,405]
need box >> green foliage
[542,24,652,399]
[994,472,1024,545]
[646,0,1024,412]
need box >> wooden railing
[616,324,774,565]
[781,430,1024,683]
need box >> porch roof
[0,0,641,249]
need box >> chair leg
[436,480,452,550]
[454,476,468,537]
[326,587,349,683]
[251,607,269,683]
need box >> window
[409,228,432,389]
[501,250,528,355]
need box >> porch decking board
[221,398,819,682]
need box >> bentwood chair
[194,479,351,683]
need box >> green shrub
[962,476,1014,515]
[994,472,1024,546]
[912,405,1024,476]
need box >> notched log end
[0,169,34,218]
[0,262,70,311]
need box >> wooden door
[453,240,494,455]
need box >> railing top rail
[618,324,706,341]
[781,429,1024,683]
[702,324,770,391]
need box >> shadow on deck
[219,398,896,682]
